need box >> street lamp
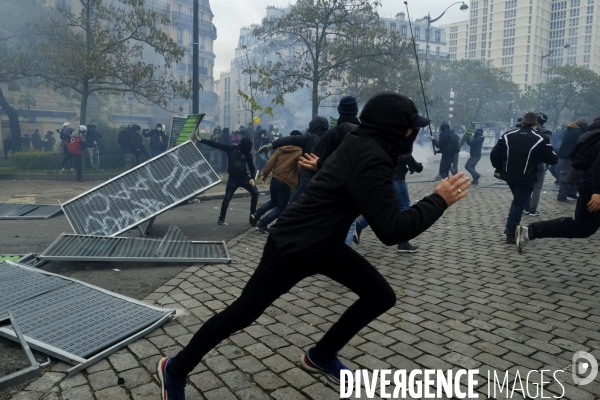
[540,43,571,80]
[425,2,468,71]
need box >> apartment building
[1,0,218,138]
[441,0,600,89]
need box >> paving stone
[128,338,160,358]
[220,370,253,391]
[280,368,317,389]
[59,374,86,390]
[108,350,140,372]
[189,371,224,392]
[271,387,309,400]
[204,387,237,400]
[263,354,295,373]
[253,370,287,390]
[95,386,129,400]
[235,387,271,400]
[302,383,339,400]
[118,367,152,389]
[88,369,118,391]
[9,392,44,400]
[61,385,94,400]
[233,356,266,374]
[24,372,64,392]
[131,382,161,400]
[206,355,236,374]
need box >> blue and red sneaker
[300,348,352,386]
[157,357,186,400]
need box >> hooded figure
[258,116,329,204]
[465,128,485,184]
[431,123,459,179]
[161,92,468,395]
[42,131,56,152]
[195,133,258,224]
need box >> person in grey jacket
[465,129,484,184]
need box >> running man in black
[158,93,471,400]
[195,135,258,225]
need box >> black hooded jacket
[199,137,255,179]
[432,130,458,156]
[271,116,329,182]
[466,134,484,158]
[314,115,360,170]
[558,123,584,159]
[270,93,448,258]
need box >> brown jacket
[262,145,302,188]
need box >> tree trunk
[0,86,22,152]
[79,87,88,125]
[311,80,319,120]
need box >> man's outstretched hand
[299,153,319,171]
[433,173,471,207]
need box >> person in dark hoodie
[465,129,484,184]
[257,115,329,204]
[556,119,587,201]
[431,123,459,179]
[516,116,600,253]
[194,135,258,225]
[490,112,558,244]
[524,113,552,216]
[157,93,470,400]
[450,129,460,175]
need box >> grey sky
[210,0,471,78]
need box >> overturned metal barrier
[39,225,231,264]
[167,116,187,150]
[61,140,220,237]
[0,203,62,220]
[0,261,174,377]
[0,312,42,390]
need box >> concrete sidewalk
[6,182,600,400]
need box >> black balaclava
[474,129,483,137]
[353,92,421,160]
[307,116,329,136]
[239,137,253,153]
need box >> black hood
[239,137,252,153]
[308,116,329,136]
[353,92,421,158]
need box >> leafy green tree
[29,0,191,124]
[427,59,519,130]
[255,0,405,118]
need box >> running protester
[516,116,600,253]
[194,135,258,225]
[157,92,471,400]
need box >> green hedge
[11,151,61,170]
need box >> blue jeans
[354,180,412,246]
[345,221,356,246]
[289,180,308,204]
[255,178,290,226]
[505,183,535,236]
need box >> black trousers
[219,176,259,220]
[450,153,459,175]
[169,237,396,379]
[529,183,600,239]
[464,156,481,180]
[439,155,454,179]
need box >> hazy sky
[210,0,471,78]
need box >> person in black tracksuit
[258,116,329,204]
[516,116,600,253]
[465,129,484,184]
[490,112,558,244]
[159,93,470,397]
[196,135,258,225]
[431,123,458,179]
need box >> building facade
[441,0,600,89]
[1,0,218,142]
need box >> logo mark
[572,351,598,386]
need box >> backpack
[448,134,460,155]
[79,136,88,150]
[117,129,130,147]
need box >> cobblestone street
[6,181,600,400]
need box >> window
[586,5,593,13]
[585,35,592,43]
[470,34,478,42]
[483,16,488,24]
[481,50,486,56]
[583,54,590,62]
[415,27,420,38]
[551,11,567,20]
[501,56,514,65]
[469,42,477,50]
[586,15,592,23]
[505,0,517,9]
[571,0,580,6]
[401,25,408,36]
[568,27,578,35]
[529,16,532,23]
[471,18,478,25]
[177,29,183,44]
[528,35,531,43]
[502,47,514,55]
[482,40,487,48]
[436,46,440,56]
[483,7,488,14]
[482,32,487,40]
[566,55,576,64]
[504,19,516,27]
[525,74,528,81]
[435,30,441,42]
[471,26,478,34]
[390,23,396,32]
[504,9,517,18]
[469,50,477,58]
[471,9,479,17]
[525,64,529,72]
[189,31,193,45]
[570,8,580,17]
[503,28,516,37]
[503,38,515,46]
[484,0,488,5]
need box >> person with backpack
[21,133,31,150]
[144,123,168,158]
[490,112,558,244]
[431,123,459,179]
[31,129,43,151]
[67,125,87,182]
[465,128,484,185]
[118,125,138,169]
[516,116,600,253]
[42,131,56,152]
